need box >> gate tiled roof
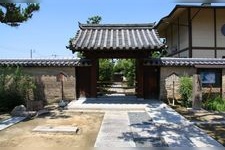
[69,23,164,52]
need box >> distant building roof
[68,23,164,52]
[0,58,90,67]
[144,57,225,67]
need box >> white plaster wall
[222,69,225,99]
[179,10,189,50]
[179,50,189,58]
[166,25,172,54]
[216,9,225,47]
[192,49,215,58]
[172,23,179,50]
[192,9,214,47]
[216,50,225,58]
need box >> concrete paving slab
[94,111,136,147]
[134,137,168,147]
[0,117,26,131]
[33,125,79,134]
[131,125,159,138]
[67,96,149,111]
[146,100,224,147]
[145,101,189,125]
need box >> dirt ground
[0,112,10,122]
[172,105,225,146]
[0,108,104,147]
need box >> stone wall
[23,67,76,104]
[222,69,225,99]
[160,67,196,100]
[160,67,225,101]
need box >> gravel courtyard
[0,110,103,147]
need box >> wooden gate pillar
[90,59,97,97]
[136,59,144,98]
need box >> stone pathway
[67,96,148,111]
[128,112,168,147]
[0,117,26,131]
[93,99,223,147]
[94,111,136,147]
[145,100,223,147]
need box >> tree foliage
[0,67,36,111]
[0,3,39,26]
[179,76,192,107]
[203,96,225,112]
[114,59,135,86]
[86,15,102,24]
[75,15,102,58]
[99,59,114,81]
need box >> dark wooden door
[76,67,91,98]
[144,67,159,99]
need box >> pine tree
[0,3,39,26]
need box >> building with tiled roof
[156,4,225,58]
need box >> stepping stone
[33,125,79,134]
[0,117,26,131]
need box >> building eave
[155,4,225,31]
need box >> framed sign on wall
[198,69,222,87]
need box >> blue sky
[0,1,202,58]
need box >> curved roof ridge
[79,22,155,30]
[69,22,164,52]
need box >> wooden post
[192,74,202,110]
[90,59,97,97]
[136,59,144,98]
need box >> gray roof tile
[1,58,225,67]
[0,59,85,67]
[144,58,225,67]
[69,23,164,51]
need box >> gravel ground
[128,112,152,125]
[0,110,104,147]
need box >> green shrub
[179,76,192,107]
[113,59,135,86]
[0,67,35,111]
[99,59,114,81]
[203,96,225,112]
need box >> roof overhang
[0,59,90,67]
[68,23,164,53]
[156,4,225,36]
[144,57,225,67]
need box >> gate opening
[97,59,136,97]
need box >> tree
[86,16,102,24]
[75,15,102,59]
[114,59,135,86]
[99,59,114,81]
[179,76,193,107]
[0,3,39,27]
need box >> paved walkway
[146,100,223,147]
[67,96,148,111]
[94,111,136,147]
[0,117,26,131]
[68,97,223,147]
